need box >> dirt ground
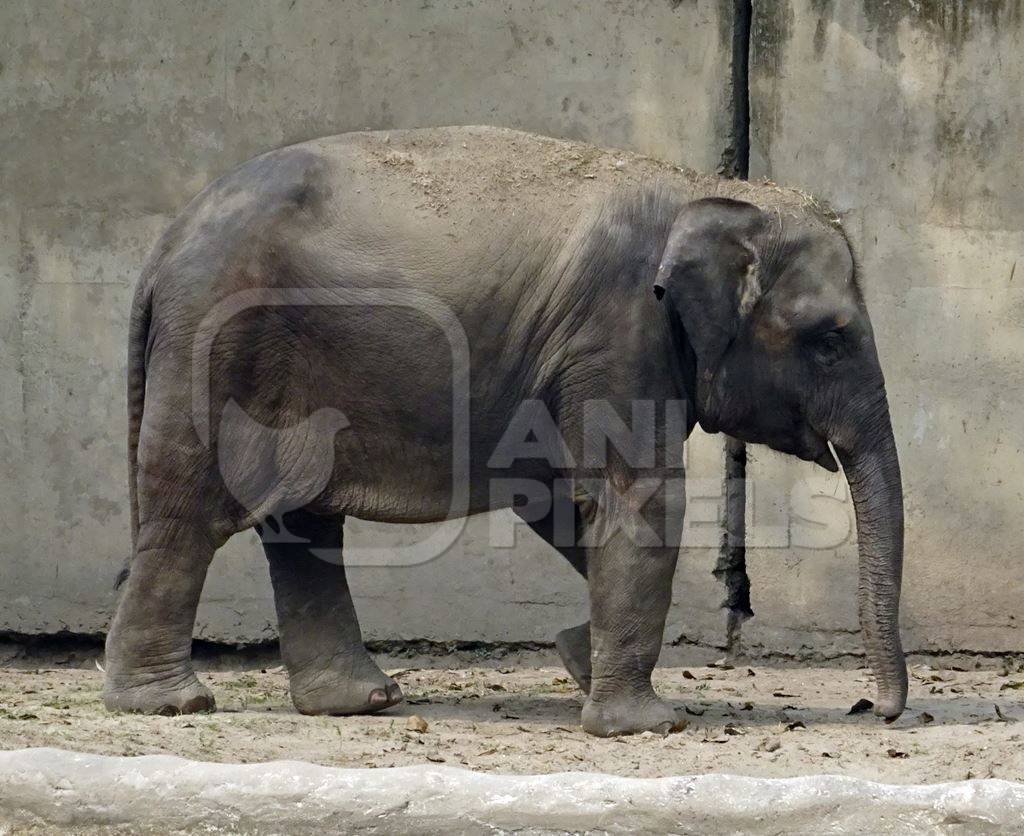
[1,649,1023,784]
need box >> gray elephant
[104,126,907,737]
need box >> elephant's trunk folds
[837,409,908,721]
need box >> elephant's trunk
[837,403,907,721]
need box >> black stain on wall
[748,0,795,169]
[809,0,1022,54]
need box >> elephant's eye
[810,329,846,367]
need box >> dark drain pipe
[714,0,754,656]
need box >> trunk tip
[874,696,906,723]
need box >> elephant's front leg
[261,510,403,715]
[579,479,681,737]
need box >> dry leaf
[848,698,874,715]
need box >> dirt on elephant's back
[0,655,1020,783]
[307,125,831,223]
[342,125,691,216]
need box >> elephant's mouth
[695,387,839,472]
[797,433,840,472]
[741,424,838,472]
[745,425,840,473]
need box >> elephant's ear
[653,197,768,419]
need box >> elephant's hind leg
[519,497,592,694]
[261,510,403,715]
[554,622,592,694]
[104,509,220,715]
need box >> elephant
[104,126,907,737]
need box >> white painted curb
[0,747,1021,833]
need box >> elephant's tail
[116,274,154,589]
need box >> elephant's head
[654,196,907,721]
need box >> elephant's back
[308,125,694,222]
[140,125,827,311]
[138,128,666,320]
[138,124,769,371]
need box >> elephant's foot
[289,656,404,716]
[555,622,592,694]
[103,671,215,716]
[581,689,681,737]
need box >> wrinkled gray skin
[104,127,907,736]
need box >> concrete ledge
[0,748,1021,834]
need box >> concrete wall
[3,0,1022,656]
[0,0,735,644]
